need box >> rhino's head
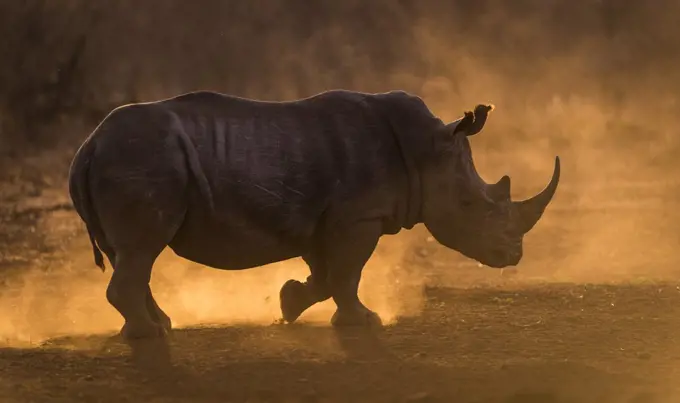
[421,104,560,268]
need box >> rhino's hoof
[120,321,168,340]
[331,308,383,328]
[162,319,172,333]
[156,315,172,334]
[280,279,312,323]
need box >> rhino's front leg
[325,220,383,327]
[280,253,332,323]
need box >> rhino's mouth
[480,247,522,268]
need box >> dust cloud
[1,0,679,345]
[0,225,425,346]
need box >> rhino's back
[154,90,407,268]
[160,90,400,205]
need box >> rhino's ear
[451,104,495,137]
[452,111,475,135]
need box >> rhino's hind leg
[108,252,167,339]
[280,254,332,323]
[146,286,172,332]
[93,177,186,339]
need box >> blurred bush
[0,0,677,154]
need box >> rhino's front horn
[514,156,561,233]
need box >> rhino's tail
[68,140,107,272]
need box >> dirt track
[1,143,680,403]
[1,285,680,402]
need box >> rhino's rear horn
[514,156,561,233]
[487,175,511,202]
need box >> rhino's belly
[167,215,307,270]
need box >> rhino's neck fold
[388,116,423,230]
[368,91,444,230]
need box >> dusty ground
[2,284,680,403]
[1,137,679,403]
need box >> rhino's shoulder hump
[152,90,247,109]
[162,90,233,102]
[371,90,426,106]
[286,89,369,107]
[386,89,414,97]
[140,89,375,112]
[365,90,436,122]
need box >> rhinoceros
[68,89,559,339]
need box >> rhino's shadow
[115,325,398,384]
[323,325,397,361]
[15,324,663,403]
[126,336,173,372]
